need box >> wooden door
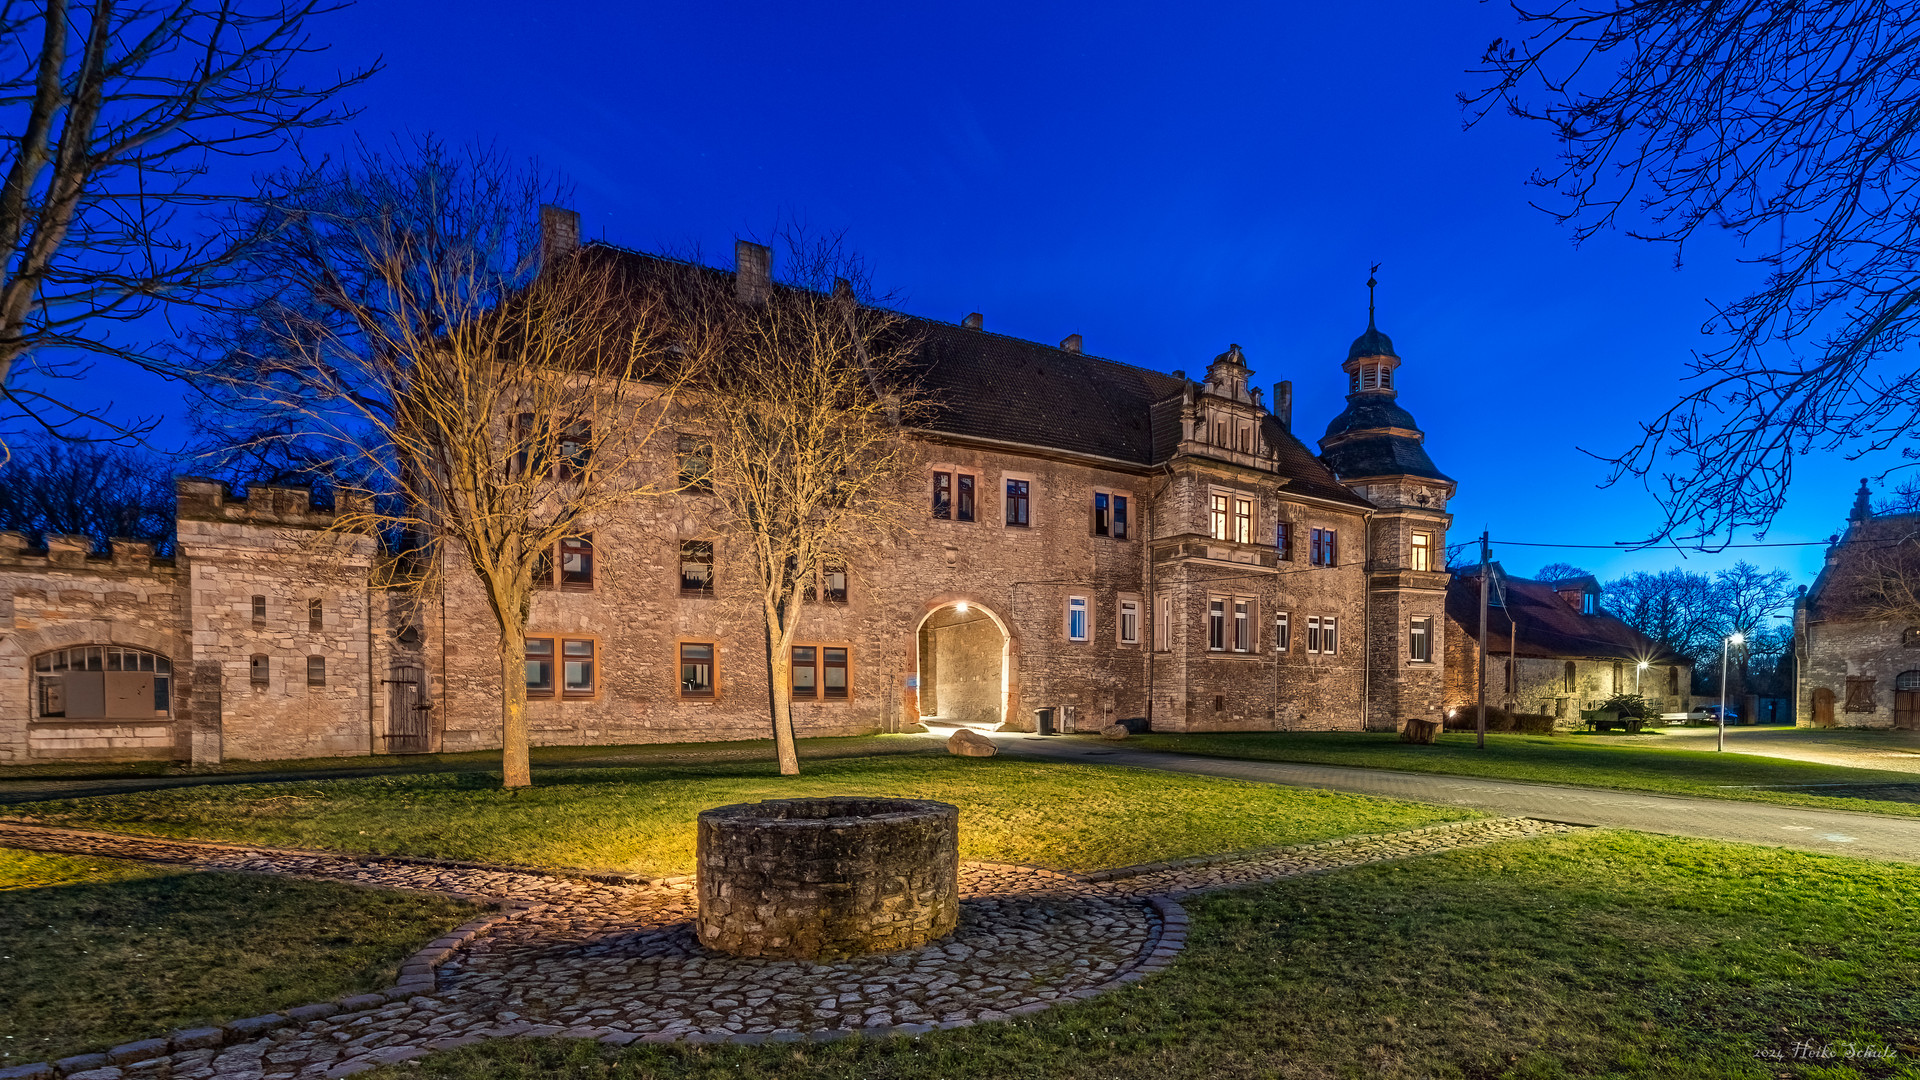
[1813,687,1835,728]
[1898,692,1920,731]
[384,665,431,753]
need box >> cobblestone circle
[0,815,1571,1079]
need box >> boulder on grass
[1100,723,1130,741]
[947,729,997,757]
[1401,717,1441,745]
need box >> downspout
[366,576,376,756]
[1360,507,1374,732]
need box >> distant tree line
[0,438,177,553]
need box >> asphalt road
[985,733,1920,863]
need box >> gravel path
[0,815,1567,1080]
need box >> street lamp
[1636,660,1649,696]
[1718,632,1745,752]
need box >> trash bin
[1035,708,1056,736]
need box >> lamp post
[1718,632,1745,752]
[1636,660,1648,696]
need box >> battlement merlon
[174,478,372,530]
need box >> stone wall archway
[913,597,1017,730]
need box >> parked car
[1696,704,1741,724]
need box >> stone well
[695,797,960,960]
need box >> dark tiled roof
[1803,513,1920,621]
[1321,431,1452,483]
[1449,570,1670,662]
[906,320,1182,465]
[1261,416,1374,508]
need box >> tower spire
[1366,262,1380,329]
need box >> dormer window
[1581,592,1596,615]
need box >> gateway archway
[915,600,1013,729]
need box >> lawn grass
[366,831,1920,1080]
[1127,730,1920,818]
[3,755,1479,876]
[0,848,479,1065]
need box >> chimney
[1274,381,1292,430]
[962,312,983,330]
[539,205,580,274]
[735,240,771,305]
[1060,333,1082,353]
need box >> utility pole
[1477,531,1490,750]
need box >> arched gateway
[913,599,1015,730]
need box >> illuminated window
[1209,494,1229,541]
[1410,532,1430,571]
[1233,498,1253,544]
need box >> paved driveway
[976,732,1920,863]
[1655,724,1920,773]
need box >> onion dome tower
[1317,269,1453,733]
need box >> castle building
[1795,481,1920,729]
[0,235,1456,764]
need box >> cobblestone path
[0,816,1568,1079]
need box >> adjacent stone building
[1445,565,1691,724]
[1794,481,1920,729]
[0,230,1459,763]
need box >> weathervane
[1367,262,1380,327]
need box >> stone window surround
[1091,487,1133,540]
[679,538,716,598]
[250,594,266,627]
[1153,592,1173,652]
[1001,470,1036,529]
[525,632,601,700]
[790,642,853,702]
[1116,592,1142,647]
[1305,614,1338,656]
[927,463,979,523]
[306,655,326,687]
[1065,595,1092,643]
[803,558,849,605]
[308,597,323,631]
[677,637,722,702]
[1274,610,1291,653]
[531,535,596,592]
[1207,593,1259,655]
[1408,615,1433,663]
[1206,485,1257,544]
[1410,531,1432,572]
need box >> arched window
[1563,661,1577,693]
[33,646,172,719]
[1668,666,1680,695]
[1897,671,1920,692]
[1612,660,1624,689]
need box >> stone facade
[1796,483,1920,729]
[0,237,1461,764]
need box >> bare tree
[193,139,683,788]
[1531,561,1592,583]
[1605,568,1723,665]
[674,233,923,776]
[0,433,174,549]
[1465,2,1920,541]
[0,0,375,438]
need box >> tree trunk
[498,621,532,788]
[765,598,800,776]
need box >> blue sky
[47,0,1878,585]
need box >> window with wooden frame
[306,656,326,687]
[1310,528,1338,566]
[679,642,716,699]
[933,470,976,522]
[932,471,952,519]
[675,435,711,491]
[1276,521,1294,561]
[1232,497,1253,544]
[249,653,270,687]
[1275,612,1291,652]
[1232,598,1253,652]
[1208,493,1229,541]
[1153,593,1173,652]
[525,638,555,697]
[1005,478,1030,527]
[1846,676,1875,712]
[956,474,975,522]
[562,639,595,697]
[251,595,266,627]
[1409,617,1432,663]
[308,598,323,632]
[1067,596,1089,642]
[821,560,848,604]
[1410,531,1431,571]
[560,535,594,590]
[792,645,850,701]
[556,423,591,480]
[1208,598,1227,651]
[1092,491,1131,540]
[679,540,714,597]
[532,545,555,590]
[1118,598,1140,645]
